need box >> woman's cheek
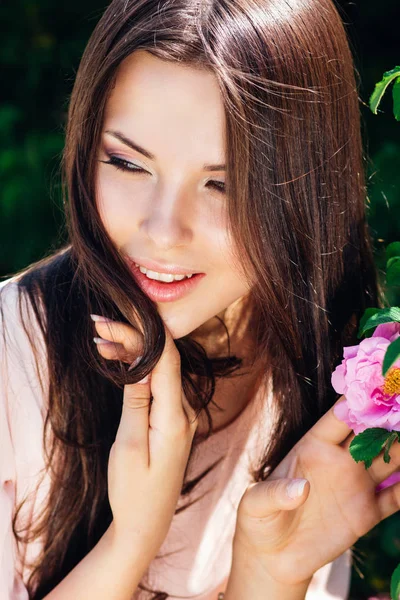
[96,175,146,229]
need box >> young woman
[1,0,398,599]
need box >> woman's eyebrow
[104,129,226,172]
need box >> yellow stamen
[383,367,400,396]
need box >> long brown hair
[1,0,381,597]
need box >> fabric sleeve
[196,551,351,600]
[306,550,352,599]
[0,277,49,599]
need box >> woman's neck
[190,294,264,436]
[190,293,256,366]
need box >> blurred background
[0,1,399,597]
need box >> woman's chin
[160,311,220,341]
[159,313,199,340]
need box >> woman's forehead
[103,50,226,170]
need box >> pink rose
[332,322,400,434]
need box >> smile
[126,259,206,302]
[136,264,194,282]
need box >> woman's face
[96,50,251,340]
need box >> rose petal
[376,471,400,492]
[331,363,346,394]
[373,322,400,340]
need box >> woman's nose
[139,188,193,250]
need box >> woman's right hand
[91,315,199,562]
[231,396,400,588]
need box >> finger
[340,431,356,453]
[308,395,353,445]
[150,321,197,431]
[92,319,143,355]
[376,479,400,521]
[91,318,150,461]
[240,478,310,518]
[340,430,400,486]
[235,478,309,560]
[115,376,152,466]
[94,338,136,364]
[366,439,400,485]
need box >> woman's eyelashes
[99,154,225,194]
[100,155,143,173]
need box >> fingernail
[90,314,114,322]
[128,356,143,371]
[93,336,114,345]
[137,374,150,384]
[286,479,307,499]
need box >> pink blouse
[0,276,351,599]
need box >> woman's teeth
[135,264,194,282]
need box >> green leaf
[387,242,400,262]
[388,257,400,270]
[390,562,400,600]
[394,78,400,121]
[383,433,399,463]
[358,307,400,338]
[358,308,382,339]
[349,428,393,468]
[369,66,400,115]
[363,457,373,469]
[383,337,400,376]
[387,261,400,287]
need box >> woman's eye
[100,155,225,194]
[207,180,225,194]
[100,155,145,173]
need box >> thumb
[239,478,310,519]
[115,371,152,454]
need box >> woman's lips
[127,261,206,303]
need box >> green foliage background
[0,1,399,597]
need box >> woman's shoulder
[0,275,23,320]
[0,279,51,595]
[0,276,31,362]
[1,248,79,351]
[0,246,74,329]
[0,275,49,450]
[0,275,47,368]
[0,274,43,328]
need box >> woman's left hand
[232,396,400,586]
